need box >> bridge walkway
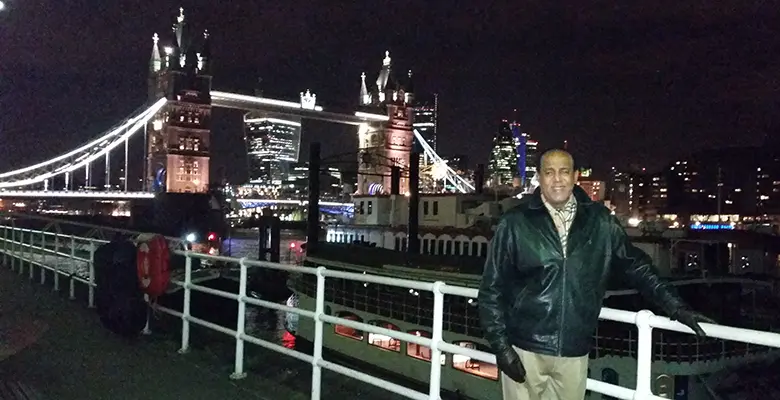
[0,266,308,400]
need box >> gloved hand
[671,308,716,337]
[496,348,526,383]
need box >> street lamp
[0,2,6,11]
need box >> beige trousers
[501,346,588,400]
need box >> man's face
[538,151,578,208]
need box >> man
[478,149,713,400]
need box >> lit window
[452,341,498,381]
[334,312,364,341]
[406,330,445,364]
[367,321,401,352]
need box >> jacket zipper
[559,240,566,355]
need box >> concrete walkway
[0,266,310,400]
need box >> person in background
[478,148,714,400]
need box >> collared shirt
[542,194,577,257]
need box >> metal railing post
[53,234,60,292]
[429,281,446,400]
[634,309,655,398]
[230,257,249,380]
[69,235,76,300]
[310,266,327,400]
[14,229,20,272]
[28,230,35,280]
[40,231,47,285]
[178,252,192,354]
[2,226,7,266]
[0,226,4,265]
[142,293,153,335]
[11,228,16,271]
[87,240,96,308]
[19,230,25,275]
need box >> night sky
[2,1,778,183]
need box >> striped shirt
[542,195,577,257]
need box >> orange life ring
[136,234,171,297]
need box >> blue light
[512,124,526,186]
[689,223,734,230]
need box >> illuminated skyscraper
[244,115,302,185]
[510,120,538,188]
[414,93,438,158]
[243,91,312,186]
[488,121,517,187]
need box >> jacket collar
[528,185,593,210]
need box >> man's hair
[536,148,577,170]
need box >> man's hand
[671,309,716,337]
[496,348,526,383]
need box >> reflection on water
[284,293,299,334]
[221,228,307,262]
[217,229,304,348]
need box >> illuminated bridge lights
[0,90,467,195]
[0,191,156,199]
[0,191,355,209]
[0,98,168,189]
[689,222,736,230]
[237,199,353,208]
[210,91,325,112]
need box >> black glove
[671,308,716,337]
[496,348,526,383]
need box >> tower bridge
[0,8,473,200]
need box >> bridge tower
[357,51,415,195]
[145,8,213,193]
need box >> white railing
[2,224,780,399]
[0,223,185,309]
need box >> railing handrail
[0,214,187,250]
[2,223,780,400]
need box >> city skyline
[2,1,778,183]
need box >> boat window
[451,341,498,381]
[406,330,445,364]
[367,320,401,352]
[334,312,364,341]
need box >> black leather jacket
[478,186,684,357]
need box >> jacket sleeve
[609,215,685,316]
[478,217,515,355]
